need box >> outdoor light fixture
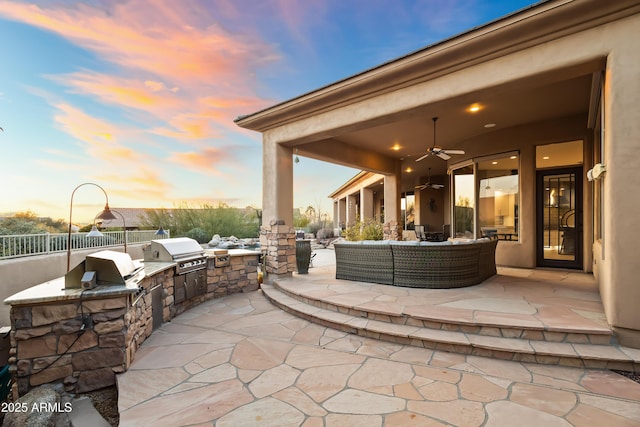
[468,103,482,113]
[294,148,300,164]
[66,182,117,272]
[86,225,104,238]
[91,209,128,253]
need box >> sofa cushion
[362,240,391,245]
[390,240,420,246]
[419,240,452,246]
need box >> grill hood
[65,250,144,289]
[143,237,204,262]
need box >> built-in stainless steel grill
[143,237,208,274]
[143,237,209,304]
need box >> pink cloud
[169,146,235,175]
[1,1,277,141]
[52,102,142,162]
[94,166,174,201]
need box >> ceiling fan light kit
[416,167,444,190]
[415,117,465,162]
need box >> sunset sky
[0,0,536,224]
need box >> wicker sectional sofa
[334,239,498,289]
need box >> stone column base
[383,221,401,241]
[260,219,296,281]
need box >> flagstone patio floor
[117,249,640,426]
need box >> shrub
[342,217,384,241]
[141,203,260,239]
[316,227,334,239]
[185,227,209,243]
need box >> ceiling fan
[415,168,444,190]
[415,117,465,162]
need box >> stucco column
[414,186,423,226]
[338,198,346,228]
[601,41,640,347]
[383,172,401,240]
[360,187,374,220]
[260,136,295,280]
[346,194,357,225]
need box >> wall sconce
[587,163,606,181]
[67,183,117,272]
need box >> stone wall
[124,268,174,369]
[8,252,261,396]
[10,295,129,396]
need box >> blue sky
[0,0,537,223]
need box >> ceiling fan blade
[415,184,426,190]
[431,184,445,189]
[443,149,465,155]
[415,153,429,162]
[436,152,451,160]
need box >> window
[478,154,520,240]
[401,193,415,230]
[450,152,520,240]
[453,165,474,238]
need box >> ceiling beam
[297,139,399,175]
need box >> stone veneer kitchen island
[4,249,261,397]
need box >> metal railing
[0,230,170,260]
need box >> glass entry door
[536,167,582,269]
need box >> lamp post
[66,183,117,272]
[111,209,127,254]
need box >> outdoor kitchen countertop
[4,261,168,306]
[204,248,261,257]
[141,260,175,276]
[3,274,144,306]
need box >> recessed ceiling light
[484,123,496,128]
[543,156,550,160]
[405,167,413,173]
[468,103,482,113]
[392,144,401,151]
[492,161,498,165]
[510,155,517,159]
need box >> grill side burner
[212,249,230,267]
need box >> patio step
[261,282,640,373]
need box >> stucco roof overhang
[235,0,639,188]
